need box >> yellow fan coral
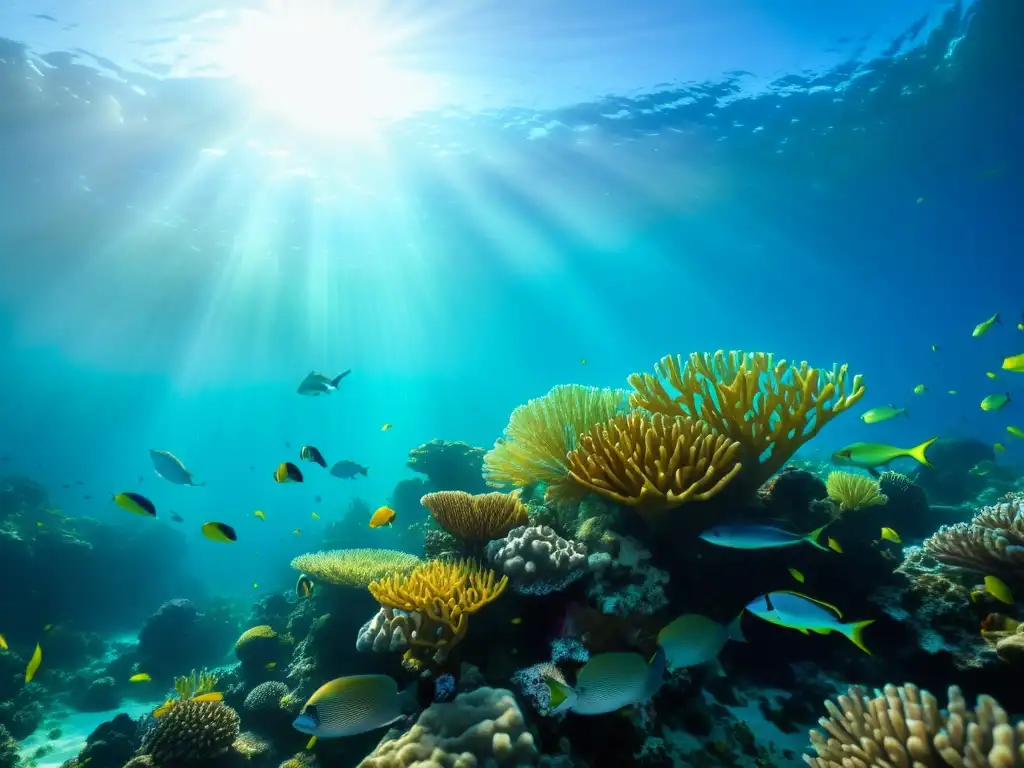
[483,384,628,497]
[825,471,888,513]
[290,549,422,588]
[420,490,528,541]
[629,351,865,487]
[567,412,743,516]
[368,558,507,656]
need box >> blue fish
[744,591,874,654]
[699,523,832,552]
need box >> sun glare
[223,4,442,139]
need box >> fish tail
[908,437,939,467]
[805,524,833,551]
[843,619,875,655]
[330,370,351,388]
[902,409,909,419]
[726,613,746,643]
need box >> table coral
[290,549,422,588]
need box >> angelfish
[149,450,204,486]
[292,675,419,738]
[544,647,665,716]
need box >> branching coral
[421,490,529,541]
[825,471,888,513]
[368,559,507,660]
[483,384,628,497]
[805,682,1024,767]
[924,500,1024,581]
[290,549,422,588]
[566,412,742,516]
[629,351,865,487]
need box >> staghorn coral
[566,412,742,516]
[357,686,538,766]
[421,490,529,542]
[356,607,421,653]
[143,700,240,765]
[924,500,1024,581]
[485,525,590,595]
[805,682,1024,767]
[629,351,865,487]
[825,471,888,513]
[483,384,628,498]
[243,681,290,713]
[290,549,422,588]
[368,559,507,660]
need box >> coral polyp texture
[805,683,1024,768]
[143,700,240,765]
[290,548,422,588]
[356,607,421,653]
[825,471,889,513]
[368,558,508,657]
[629,350,865,487]
[485,524,591,595]
[482,383,628,498]
[566,411,743,515]
[924,500,1024,580]
[420,490,529,541]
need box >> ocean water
[0,0,1022,766]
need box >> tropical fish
[201,522,237,543]
[1008,426,1024,439]
[831,438,938,473]
[948,390,958,395]
[544,648,666,716]
[981,393,1011,412]
[293,529,302,535]
[25,643,42,683]
[986,575,1014,605]
[369,506,396,528]
[994,443,1006,453]
[859,406,907,425]
[274,462,304,483]
[329,460,369,479]
[827,537,844,554]
[986,372,998,379]
[152,700,174,718]
[254,510,267,520]
[788,568,805,584]
[1004,353,1024,372]
[699,523,831,552]
[43,624,54,632]
[193,692,223,703]
[113,492,156,517]
[311,512,320,520]
[169,511,184,523]
[656,614,744,672]
[973,313,1001,337]
[745,592,874,654]
[931,344,939,352]
[913,384,926,395]
[880,527,902,544]
[292,675,417,738]
[149,450,204,486]
[306,737,317,750]
[0,634,7,650]
[296,575,315,599]
[381,424,392,431]
[299,446,327,468]
[253,583,259,589]
[266,662,277,670]
[297,370,351,396]
[129,673,151,683]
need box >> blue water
[0,0,1020,602]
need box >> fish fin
[810,628,831,635]
[774,591,844,618]
[726,613,746,643]
[330,370,351,388]
[909,437,939,468]
[805,524,833,551]
[797,628,810,635]
[843,619,875,655]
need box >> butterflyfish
[201,521,237,543]
[299,446,327,468]
[880,527,902,544]
[827,537,844,554]
[368,506,396,528]
[274,462,304,483]
[985,575,1014,605]
[986,372,998,379]
[913,384,926,395]
[113,492,156,517]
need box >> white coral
[486,525,590,595]
[355,607,422,653]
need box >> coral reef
[142,700,240,765]
[824,471,888,513]
[137,599,239,681]
[356,607,420,653]
[924,499,1024,581]
[485,525,591,595]
[290,549,422,588]
[243,681,290,714]
[0,725,19,768]
[421,490,529,542]
[586,535,668,617]
[69,713,138,768]
[407,440,489,494]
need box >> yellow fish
[880,527,902,544]
[193,692,223,703]
[201,521,237,543]
[1008,426,1024,439]
[311,512,320,520]
[981,393,1011,412]
[25,643,41,683]
[152,700,174,718]
[973,312,1001,337]
[369,506,396,528]
[985,575,1014,605]
[266,662,277,670]
[306,736,318,750]
[788,568,805,584]
[827,537,843,554]
[1004,353,1024,372]
[293,529,301,535]
[254,510,267,520]
[129,673,151,683]
[986,372,997,379]
[994,443,1006,453]
[0,634,7,650]
[913,384,926,395]
[381,423,393,431]
[113,492,157,517]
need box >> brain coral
[143,700,240,764]
[357,686,538,766]
[290,549,422,588]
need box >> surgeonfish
[880,527,902,544]
[299,446,327,468]
[129,673,151,682]
[913,384,926,395]
[369,506,396,528]
[297,370,351,396]
[656,614,744,672]
[1005,353,1024,372]
[831,438,938,474]
[25,643,42,683]
[274,462,304,483]
[973,312,1001,337]
[296,575,315,599]
[201,521,238,543]
[744,592,874,654]
[329,460,369,479]
[859,406,907,424]
[149,450,204,486]
[113,492,156,517]
[544,647,666,716]
[981,393,1011,412]
[985,575,1014,605]
[699,523,832,552]
[292,675,417,738]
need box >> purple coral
[923,500,1024,580]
